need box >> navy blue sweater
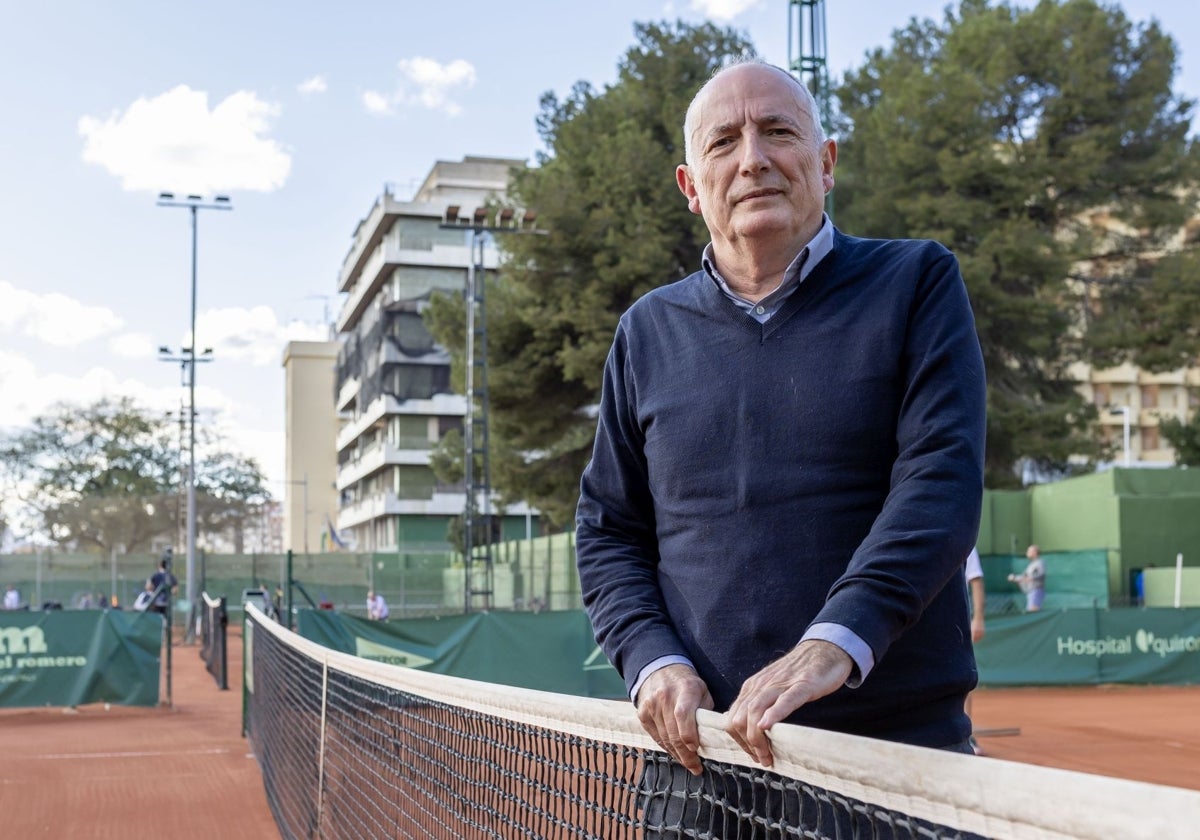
[576,230,986,748]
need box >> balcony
[336,440,435,491]
[336,489,469,529]
[336,376,360,413]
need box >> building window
[1092,383,1110,407]
[1142,426,1159,451]
[1141,384,1158,409]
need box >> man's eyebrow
[702,114,806,146]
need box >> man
[3,584,19,610]
[575,58,986,802]
[366,590,389,621]
[1008,544,1045,612]
[148,555,177,615]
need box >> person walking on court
[1008,544,1045,612]
[575,58,987,833]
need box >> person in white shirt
[964,547,986,754]
[366,590,389,621]
[3,584,20,610]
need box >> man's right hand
[634,663,715,776]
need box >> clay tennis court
[3,629,1197,838]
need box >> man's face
[677,65,835,253]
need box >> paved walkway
[2,627,278,839]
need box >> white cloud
[297,75,328,95]
[78,85,292,194]
[193,305,330,367]
[0,351,210,432]
[364,57,476,117]
[690,0,762,21]
[0,280,124,347]
[361,90,393,115]
[109,332,158,360]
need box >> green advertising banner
[976,607,1200,686]
[296,608,627,698]
[0,610,161,708]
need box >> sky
[1,0,1196,510]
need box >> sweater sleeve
[812,248,986,670]
[575,320,687,695]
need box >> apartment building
[334,156,535,554]
[282,340,340,554]
[1073,362,1200,466]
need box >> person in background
[964,546,986,755]
[148,555,178,616]
[1008,544,1045,612]
[3,584,20,610]
[575,59,987,835]
[366,590,389,621]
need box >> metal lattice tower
[788,0,834,218]
[441,206,540,613]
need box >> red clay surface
[970,683,1200,791]
[2,630,1196,839]
[2,627,277,839]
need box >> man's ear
[676,164,702,215]
[821,139,838,194]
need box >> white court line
[28,747,232,760]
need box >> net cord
[244,603,1200,840]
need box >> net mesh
[242,606,1200,840]
[199,591,228,690]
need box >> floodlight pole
[439,206,540,613]
[156,192,232,642]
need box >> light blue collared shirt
[630,215,877,703]
[701,214,835,323]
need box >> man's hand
[725,640,853,768]
[635,664,715,776]
[971,614,986,643]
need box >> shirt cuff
[630,654,694,703]
[802,623,875,688]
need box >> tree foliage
[834,0,1199,486]
[425,21,754,527]
[0,397,269,552]
[1160,413,1200,467]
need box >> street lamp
[156,192,232,640]
[1109,406,1131,468]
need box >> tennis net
[199,590,229,690]
[242,604,1200,839]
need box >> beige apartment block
[1072,361,1200,466]
[282,340,340,555]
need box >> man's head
[1027,544,1040,560]
[676,60,835,257]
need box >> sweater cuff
[801,622,875,688]
[630,654,694,703]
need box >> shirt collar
[702,215,835,320]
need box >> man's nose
[739,133,770,173]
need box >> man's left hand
[724,639,853,768]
